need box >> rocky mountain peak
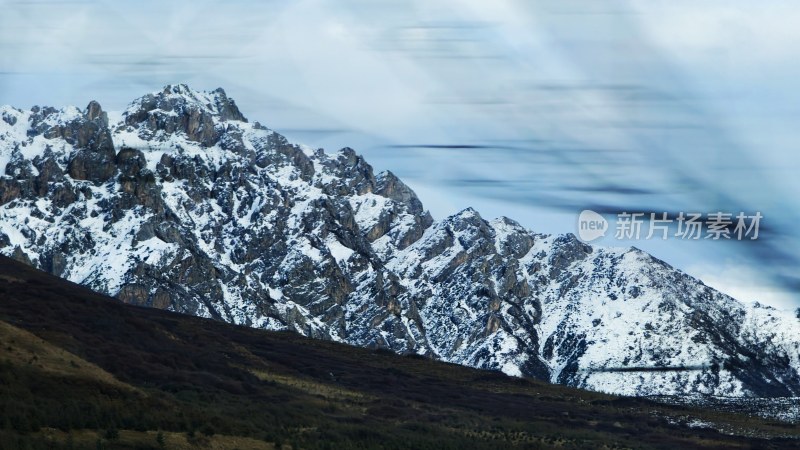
[444,207,488,234]
[490,217,536,259]
[375,170,425,216]
[121,84,247,147]
[85,100,108,125]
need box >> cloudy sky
[2,0,799,309]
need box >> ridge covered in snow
[1,84,798,397]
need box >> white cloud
[686,261,798,311]
[630,0,800,69]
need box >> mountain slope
[1,254,798,449]
[0,84,798,397]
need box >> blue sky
[2,0,799,309]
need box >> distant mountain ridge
[1,84,798,397]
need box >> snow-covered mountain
[1,84,798,397]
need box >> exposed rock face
[376,170,424,215]
[122,84,245,147]
[0,85,798,398]
[29,101,119,183]
[10,246,32,266]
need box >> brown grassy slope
[0,255,797,450]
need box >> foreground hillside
[0,256,797,450]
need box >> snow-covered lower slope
[1,84,798,397]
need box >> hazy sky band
[1,0,798,308]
